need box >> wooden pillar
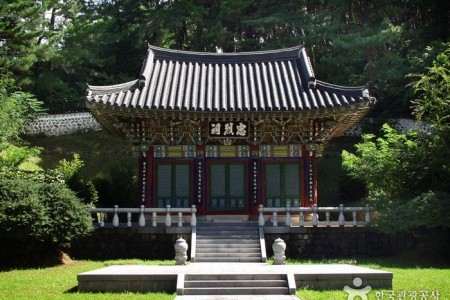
[302,145,318,207]
[138,146,153,208]
[195,145,205,214]
[250,145,259,215]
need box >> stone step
[195,247,261,253]
[194,253,261,258]
[196,230,258,235]
[196,239,259,244]
[197,234,258,239]
[194,257,262,263]
[186,274,286,281]
[195,222,263,264]
[183,287,289,295]
[185,280,288,288]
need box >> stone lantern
[175,237,189,265]
[272,238,286,265]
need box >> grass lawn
[0,259,176,300]
[0,258,448,300]
[293,258,449,300]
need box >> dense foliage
[0,175,93,247]
[1,0,447,115]
[0,0,449,254]
[343,45,450,233]
[0,73,93,256]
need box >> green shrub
[375,191,450,233]
[0,175,93,248]
[53,153,98,206]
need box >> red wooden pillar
[195,145,205,215]
[301,145,318,208]
[250,145,260,215]
[138,146,153,208]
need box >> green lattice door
[156,163,191,208]
[264,163,301,208]
[209,162,247,211]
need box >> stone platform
[77,263,392,293]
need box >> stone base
[78,263,392,293]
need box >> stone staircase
[181,274,291,296]
[194,222,263,263]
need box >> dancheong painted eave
[85,44,375,113]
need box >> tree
[342,124,424,203]
[342,45,450,234]
[0,89,45,171]
[410,43,450,131]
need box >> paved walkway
[80,262,391,276]
[175,296,301,300]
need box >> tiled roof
[86,44,374,112]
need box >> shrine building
[86,44,375,216]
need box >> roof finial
[215,46,223,53]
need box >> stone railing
[90,205,197,228]
[258,204,372,227]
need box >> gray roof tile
[86,44,374,112]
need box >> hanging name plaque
[208,121,249,138]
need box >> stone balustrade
[90,205,197,228]
[258,204,372,227]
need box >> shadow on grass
[0,250,73,271]
[64,285,176,296]
[287,254,450,269]
[65,286,79,294]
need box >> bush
[374,191,450,234]
[0,175,93,249]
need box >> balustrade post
[325,211,330,227]
[190,205,197,227]
[352,210,357,227]
[312,205,318,227]
[272,211,278,227]
[338,204,345,227]
[258,205,265,227]
[139,205,146,227]
[178,212,183,227]
[285,205,291,227]
[100,212,105,227]
[113,205,119,227]
[365,204,371,225]
[127,211,132,227]
[165,205,172,227]
[152,211,157,227]
[299,211,304,227]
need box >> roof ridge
[146,44,303,63]
[87,79,139,93]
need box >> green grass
[0,260,176,300]
[0,258,448,300]
[291,257,450,300]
